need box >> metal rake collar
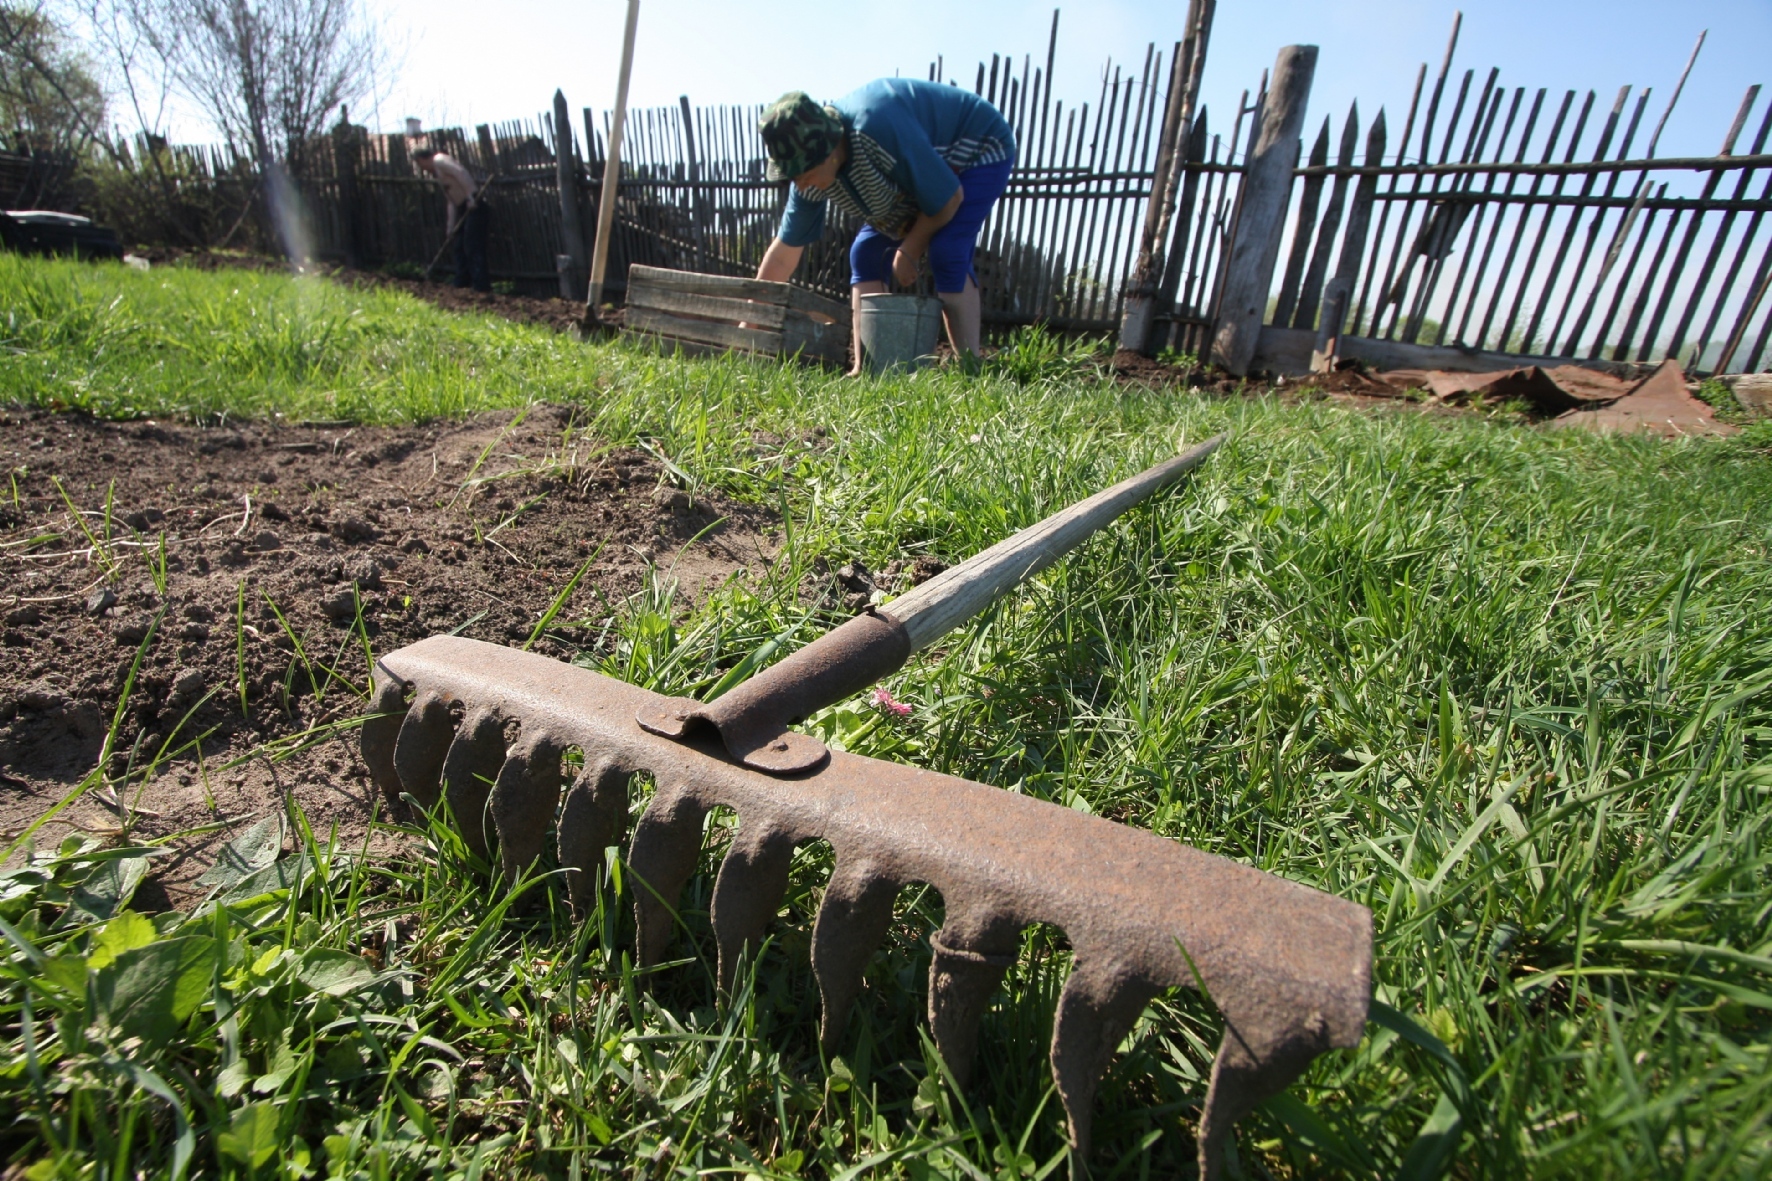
[635,608,910,774]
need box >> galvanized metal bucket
[856,293,944,374]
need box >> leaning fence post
[1311,277,1350,372]
[554,89,588,300]
[679,94,710,273]
[1118,0,1216,355]
[1210,44,1317,376]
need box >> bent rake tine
[360,434,1376,1179]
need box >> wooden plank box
[624,265,851,367]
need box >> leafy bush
[1155,346,1200,369]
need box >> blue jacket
[778,79,1016,243]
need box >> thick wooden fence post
[679,94,710,273]
[1210,44,1317,375]
[554,89,588,299]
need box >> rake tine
[490,731,564,879]
[709,818,799,993]
[928,918,1024,1089]
[393,689,455,811]
[361,672,407,809]
[441,705,506,858]
[811,858,900,1053]
[557,758,631,914]
[1049,961,1163,1158]
[1196,1022,1333,1181]
[626,780,710,970]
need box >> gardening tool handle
[425,173,496,282]
[881,432,1227,650]
[636,432,1227,775]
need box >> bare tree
[0,3,107,155]
[166,0,382,177]
[80,0,386,257]
[81,0,177,148]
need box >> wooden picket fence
[0,147,82,211]
[63,9,1772,374]
[86,11,1197,335]
[1251,21,1772,375]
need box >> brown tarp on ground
[1340,359,1738,435]
[1369,365,1635,417]
[1551,359,1737,437]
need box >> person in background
[754,81,1015,371]
[413,146,491,293]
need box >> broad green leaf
[87,910,157,969]
[253,1036,300,1094]
[38,952,87,993]
[213,859,300,906]
[216,1102,281,1169]
[198,816,283,889]
[64,854,151,925]
[322,1134,354,1168]
[296,947,376,996]
[97,935,218,1046]
[217,1059,250,1099]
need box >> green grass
[3,252,1772,1178]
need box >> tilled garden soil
[0,404,778,900]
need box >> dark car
[0,210,125,260]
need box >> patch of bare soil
[342,272,603,336]
[0,405,777,901]
[1110,349,1232,391]
[1110,349,1341,398]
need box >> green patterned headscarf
[759,92,843,181]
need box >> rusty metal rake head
[363,636,1371,1177]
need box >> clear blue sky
[367,0,1770,163]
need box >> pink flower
[872,687,912,717]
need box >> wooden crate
[624,265,851,366]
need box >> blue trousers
[849,156,1014,293]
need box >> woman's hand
[745,238,805,326]
[892,247,920,287]
[891,188,962,288]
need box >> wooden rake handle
[882,432,1228,648]
[637,432,1229,774]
